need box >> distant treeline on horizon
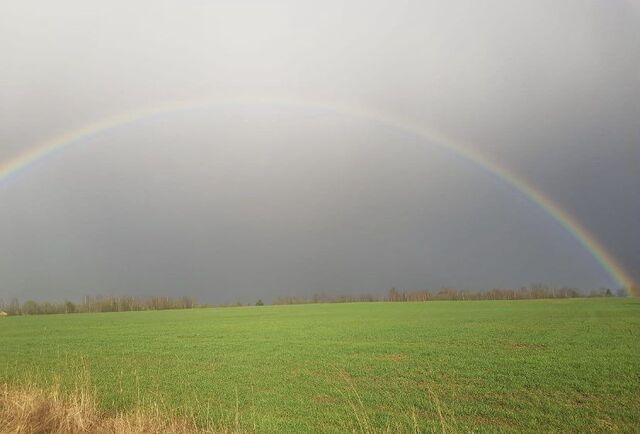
[274,285,624,304]
[0,285,626,316]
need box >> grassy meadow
[0,298,638,433]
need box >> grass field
[1,298,639,433]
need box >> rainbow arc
[1,97,636,294]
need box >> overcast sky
[1,0,638,303]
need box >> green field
[1,299,639,433]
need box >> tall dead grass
[333,368,453,434]
[1,370,453,434]
[0,383,237,434]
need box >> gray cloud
[1,0,638,302]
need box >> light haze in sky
[1,0,638,302]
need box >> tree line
[273,285,623,305]
[0,285,625,315]
[0,295,197,316]
[385,285,622,302]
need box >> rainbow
[0,96,636,294]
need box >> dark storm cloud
[0,0,638,302]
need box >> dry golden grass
[1,375,437,434]
[0,381,436,434]
[0,383,238,434]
